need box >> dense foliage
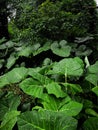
[0,0,98,130]
[8,0,98,43]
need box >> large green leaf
[51,40,71,57]
[83,117,98,130]
[20,77,66,99]
[19,78,45,99]
[19,77,52,101]
[47,57,83,76]
[17,110,77,130]
[0,110,20,130]
[0,67,28,88]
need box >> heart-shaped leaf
[51,40,71,57]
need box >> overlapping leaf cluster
[0,0,98,130]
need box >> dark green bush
[11,0,98,43]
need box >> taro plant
[0,55,98,130]
[0,0,98,129]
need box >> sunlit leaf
[92,86,98,96]
[46,82,66,98]
[47,57,83,76]
[42,96,83,116]
[59,100,83,116]
[20,82,44,99]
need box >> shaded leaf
[75,36,93,43]
[76,45,92,56]
[0,93,20,121]
[85,108,98,117]
[85,74,98,86]
[33,42,51,56]
[83,117,98,130]
[0,59,4,69]
[6,55,17,69]
[51,40,71,57]
[5,41,15,48]
[85,61,98,86]
[18,46,33,57]
[88,61,98,74]
[62,83,83,95]
[0,110,20,130]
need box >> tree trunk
[0,1,9,39]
